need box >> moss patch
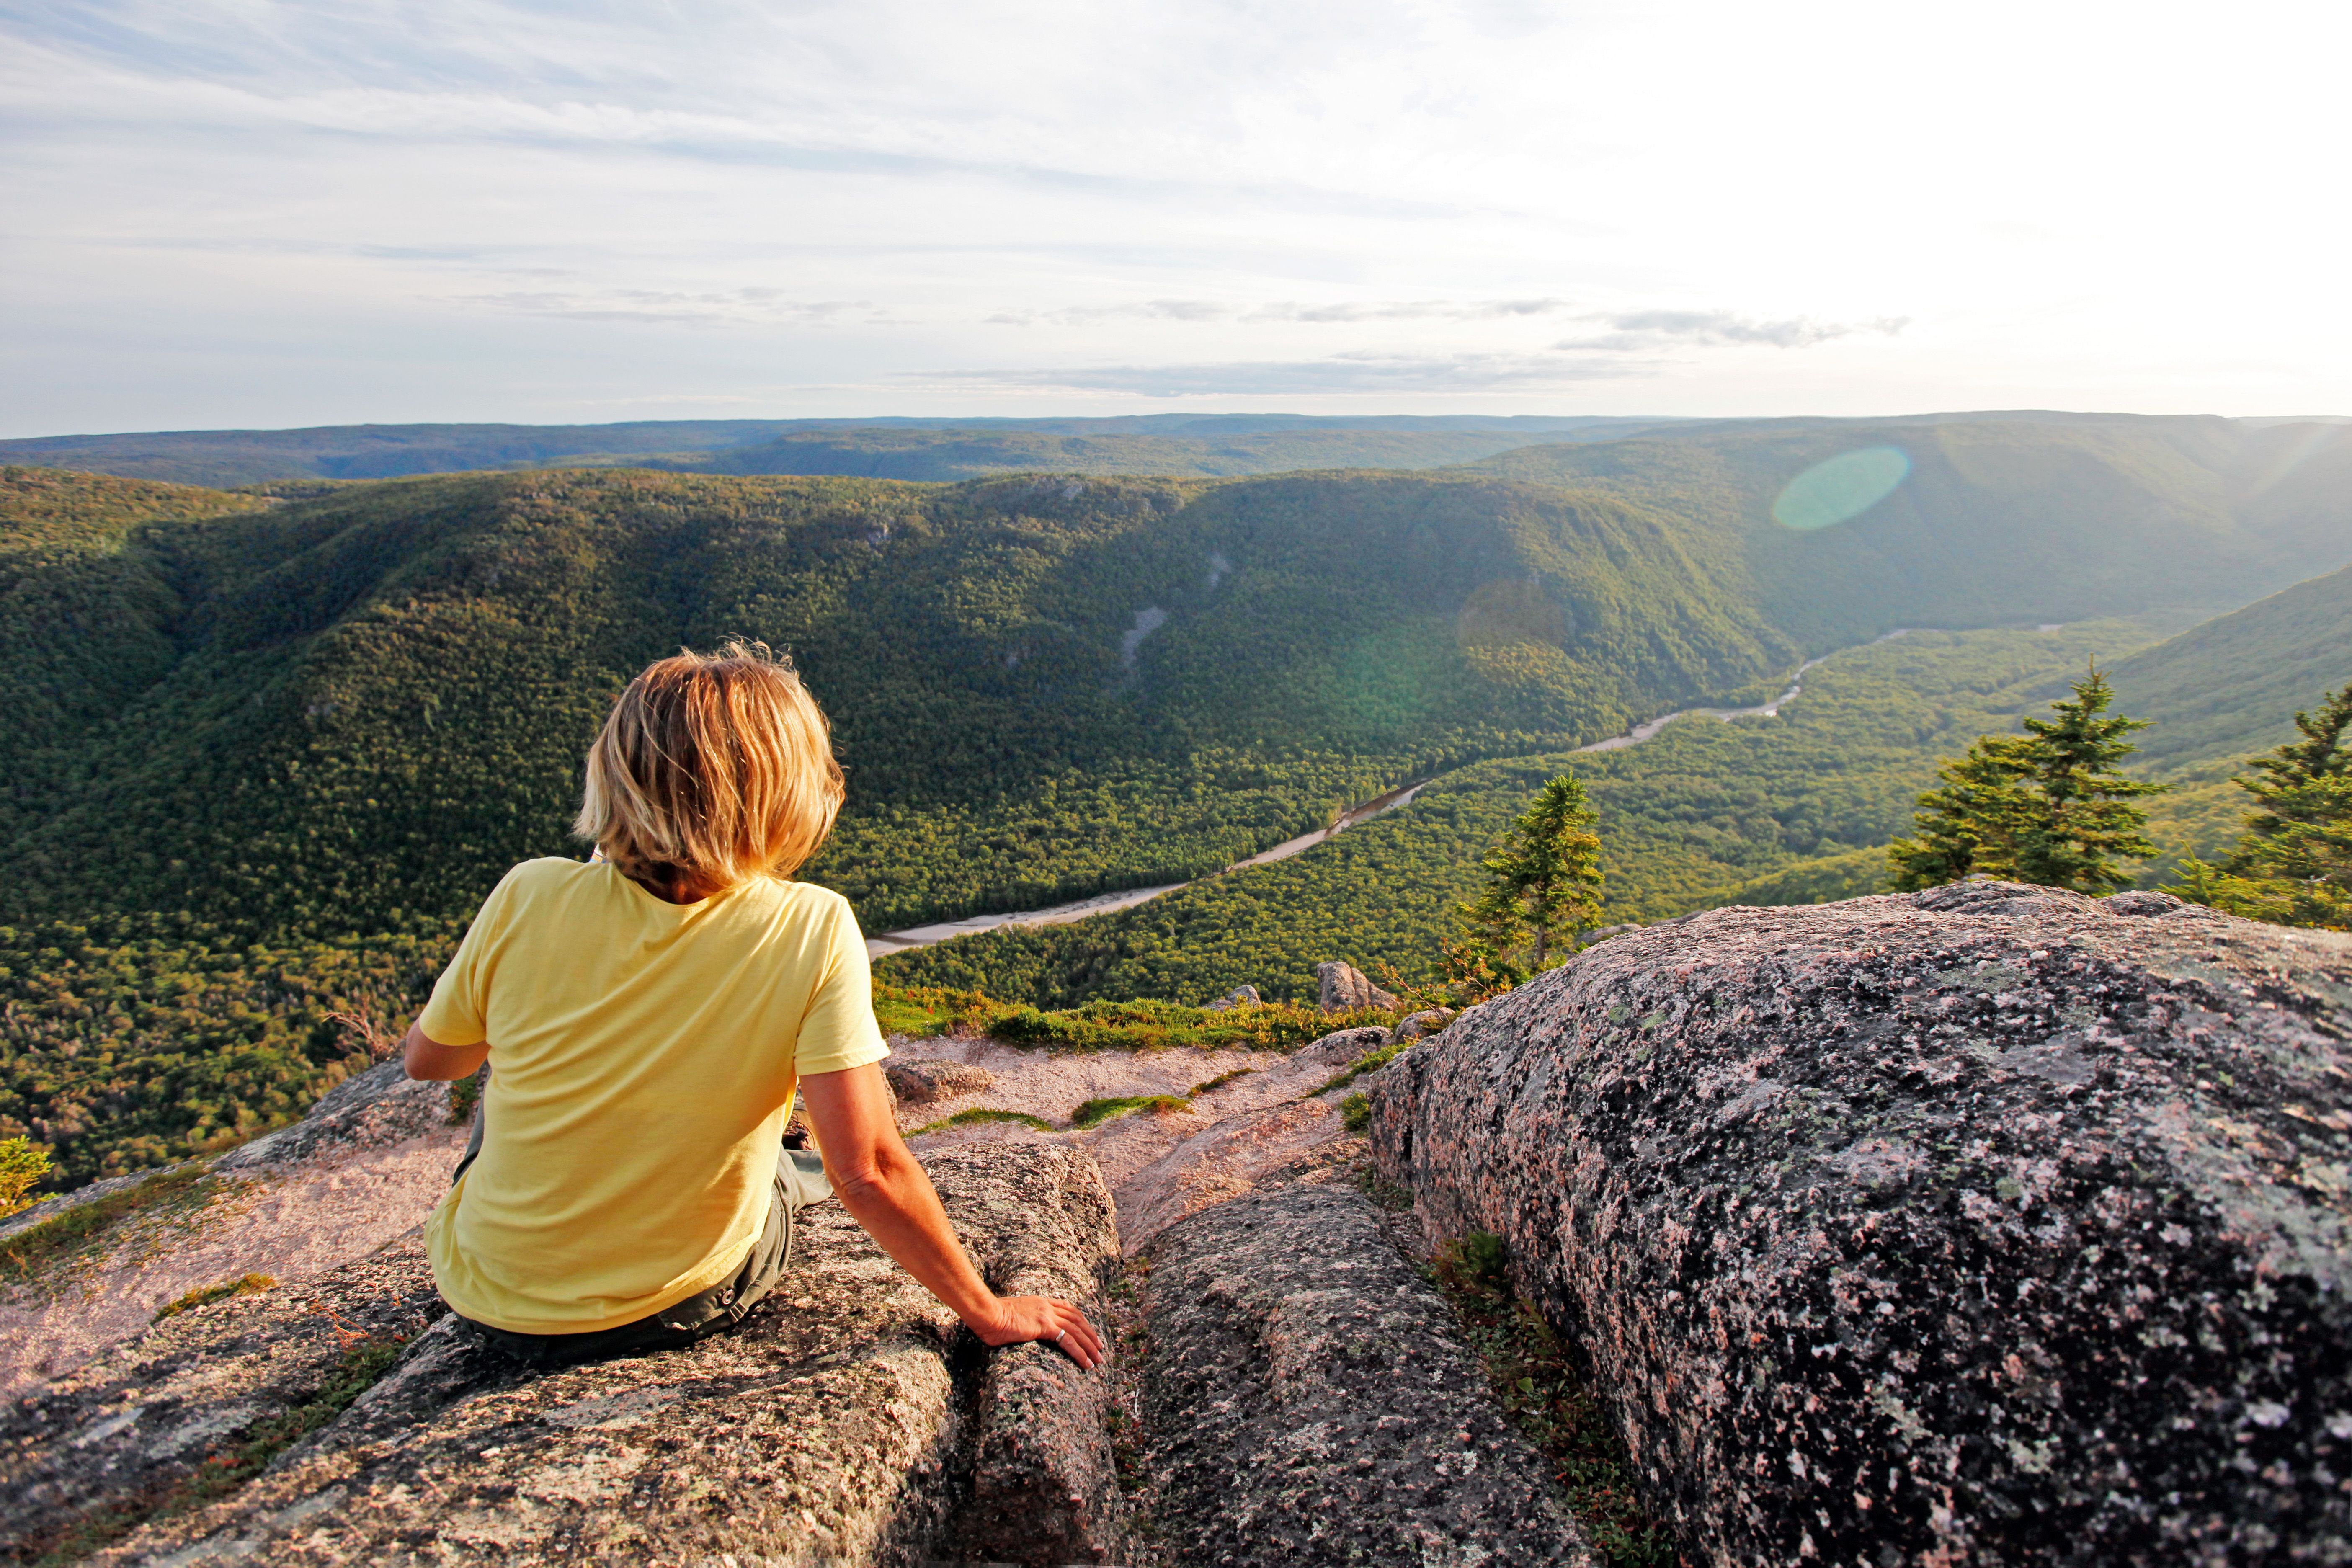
[0,1164,213,1289]
[152,1272,276,1323]
[1429,1232,1676,1567]
[1070,1095,1194,1131]
[907,1106,1058,1136]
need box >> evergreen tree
[1461,773,1605,973]
[1890,666,2162,894]
[2171,683,2352,929]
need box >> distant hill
[658,426,1591,481]
[0,415,1660,488]
[1459,415,2352,645]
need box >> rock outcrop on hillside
[1316,961,1398,1013]
[1141,1171,1595,1566]
[1369,881,2352,1566]
[1,1145,1120,1567]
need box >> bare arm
[401,1020,489,1082]
[800,1063,1105,1369]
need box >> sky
[4,0,2349,435]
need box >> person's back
[403,642,1103,1371]
[424,861,874,1332]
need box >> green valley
[3,407,2347,1189]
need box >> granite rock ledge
[1,1143,1119,1567]
[1369,881,2352,1566]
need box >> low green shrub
[907,1106,1057,1136]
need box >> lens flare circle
[1771,446,1912,531]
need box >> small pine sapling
[0,1137,51,1218]
[1461,773,1605,976]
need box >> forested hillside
[0,464,1800,946]
[2107,560,2352,767]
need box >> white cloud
[929,352,1639,397]
[1555,312,1911,353]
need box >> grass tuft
[1429,1231,1677,1567]
[1308,1034,1411,1098]
[1340,1092,1372,1134]
[907,1106,1057,1136]
[153,1273,275,1323]
[1070,1094,1194,1130]
[1187,1068,1257,1095]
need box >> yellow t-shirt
[418,858,888,1333]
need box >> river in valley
[864,640,1885,959]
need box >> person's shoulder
[747,877,865,938]
[505,857,596,892]
[758,877,856,919]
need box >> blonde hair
[574,641,844,894]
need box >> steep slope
[1461,415,2352,646]
[0,468,266,833]
[2107,557,2352,769]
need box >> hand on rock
[972,1295,1106,1369]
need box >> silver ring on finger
[1054,1329,1067,1344]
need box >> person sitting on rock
[400,641,1106,1371]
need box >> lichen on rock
[1369,880,2352,1565]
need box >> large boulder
[2,1144,1120,1568]
[1141,1172,1595,1565]
[1369,882,2352,1566]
